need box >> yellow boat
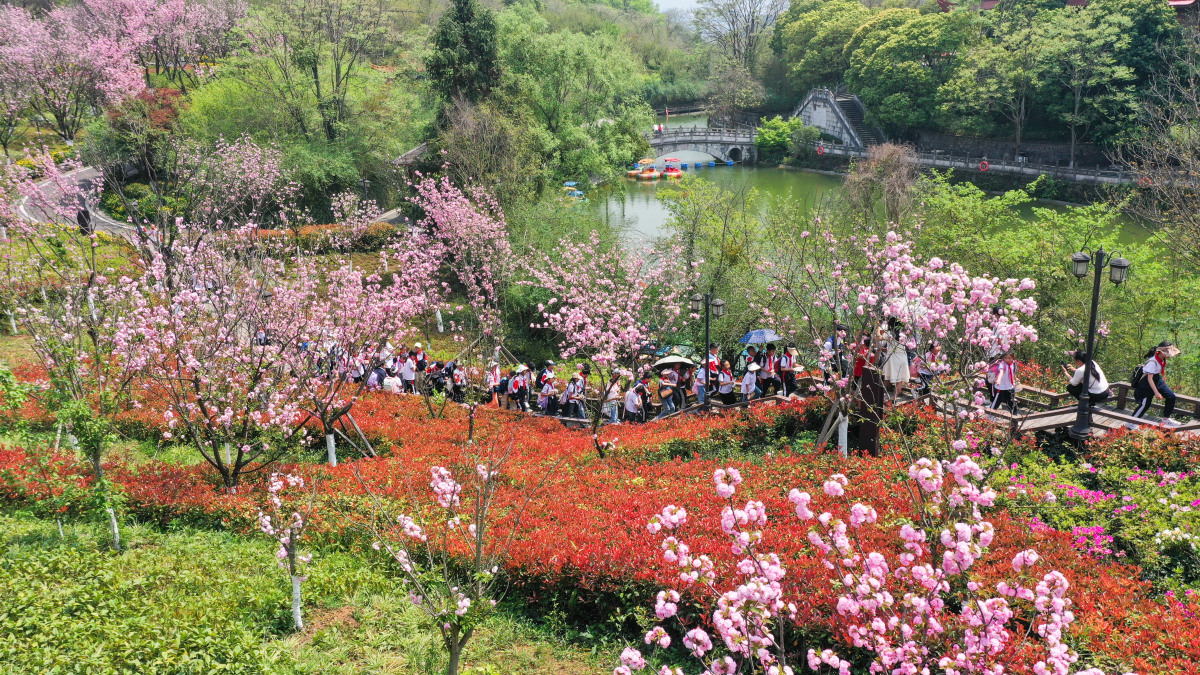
[637,169,661,180]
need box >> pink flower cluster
[622,455,1109,675]
[430,466,462,509]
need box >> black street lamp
[1068,247,1130,440]
[690,292,725,410]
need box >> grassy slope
[0,512,613,674]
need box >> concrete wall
[797,97,849,145]
[914,131,1111,166]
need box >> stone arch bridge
[645,128,758,164]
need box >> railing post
[1115,384,1128,410]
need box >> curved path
[16,165,136,239]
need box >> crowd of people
[352,329,1186,428]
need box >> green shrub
[0,515,282,673]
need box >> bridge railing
[800,142,1134,185]
[645,127,757,143]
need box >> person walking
[741,362,761,402]
[718,360,737,405]
[564,373,585,419]
[401,351,418,393]
[694,364,708,406]
[988,351,1018,412]
[1062,350,1110,407]
[781,345,800,396]
[624,381,644,424]
[1133,341,1180,424]
[602,373,623,424]
[759,344,782,396]
[539,372,560,415]
[877,320,910,400]
[656,366,679,419]
[511,366,529,412]
[705,343,721,400]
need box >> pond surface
[595,113,1151,247]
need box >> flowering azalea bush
[2,400,1200,671]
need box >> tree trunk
[447,640,463,675]
[8,311,16,335]
[837,412,848,458]
[292,575,304,631]
[107,506,121,551]
[326,432,338,467]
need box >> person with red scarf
[759,343,782,396]
[1133,341,1180,424]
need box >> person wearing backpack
[1133,341,1180,424]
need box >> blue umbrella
[738,328,782,344]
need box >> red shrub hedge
[1,395,1195,672]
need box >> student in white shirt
[694,366,708,405]
[741,362,760,402]
[539,373,560,415]
[624,384,644,423]
[602,374,623,424]
[383,371,404,393]
[1061,350,1110,407]
[401,352,417,393]
[989,352,1018,412]
[1133,341,1179,422]
[718,361,736,405]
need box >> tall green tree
[1037,6,1134,167]
[941,22,1044,158]
[846,12,974,137]
[427,0,501,104]
[778,1,869,94]
[235,0,392,143]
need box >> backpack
[1130,365,1145,389]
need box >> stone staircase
[834,94,884,147]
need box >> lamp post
[1068,247,1130,440]
[690,292,725,410]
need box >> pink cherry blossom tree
[258,472,314,631]
[0,5,143,142]
[274,241,443,467]
[411,175,513,339]
[525,231,695,455]
[354,437,559,675]
[626,461,1109,675]
[83,0,246,92]
[755,227,1039,453]
[124,232,309,490]
[0,151,147,550]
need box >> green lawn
[0,512,615,674]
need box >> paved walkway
[17,165,136,240]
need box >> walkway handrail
[800,142,1134,185]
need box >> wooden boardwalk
[932,381,1200,437]
[530,378,1199,440]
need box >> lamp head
[1109,257,1130,285]
[710,298,726,318]
[1070,251,1091,279]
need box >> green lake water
[594,114,1152,247]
